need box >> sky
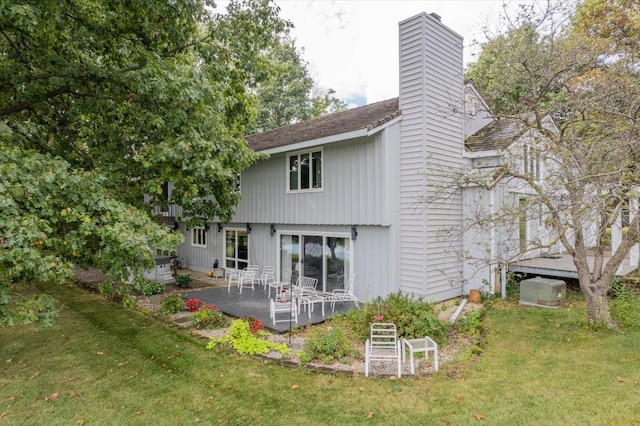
[219,1,546,107]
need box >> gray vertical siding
[232,130,397,226]
[398,13,466,301]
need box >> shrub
[611,280,640,329]
[206,319,289,355]
[297,326,357,364]
[158,292,184,315]
[341,291,450,345]
[192,304,228,329]
[142,281,165,297]
[185,298,204,312]
[175,275,192,288]
[455,310,484,335]
[242,316,264,334]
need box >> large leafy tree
[0,0,288,325]
[463,0,640,327]
[248,33,346,133]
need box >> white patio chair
[240,268,261,293]
[260,266,276,291]
[292,276,326,318]
[365,322,401,378]
[269,285,298,325]
[326,272,359,311]
[227,269,241,292]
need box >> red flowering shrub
[242,316,263,334]
[185,298,203,312]
[192,304,227,329]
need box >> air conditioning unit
[519,277,566,308]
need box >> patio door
[279,233,350,292]
[225,229,249,270]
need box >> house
[170,11,628,302]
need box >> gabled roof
[246,98,400,151]
[465,115,535,152]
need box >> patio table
[401,336,438,374]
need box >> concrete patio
[182,285,358,333]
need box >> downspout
[449,299,468,325]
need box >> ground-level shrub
[192,304,228,329]
[158,292,184,315]
[611,280,640,329]
[206,319,289,355]
[340,291,450,344]
[297,326,358,364]
[142,281,165,297]
[185,297,204,312]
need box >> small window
[192,227,207,248]
[523,144,540,181]
[288,149,322,192]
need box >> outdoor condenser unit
[519,277,566,308]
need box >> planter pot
[468,289,482,303]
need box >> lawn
[2,282,640,425]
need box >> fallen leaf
[5,359,11,363]
[8,396,15,401]
[291,385,300,390]
[474,413,485,421]
[45,392,62,402]
[69,391,76,398]
[30,371,40,379]
[366,412,374,419]
[0,412,6,419]
[617,376,626,382]
[444,421,451,425]
[359,387,365,391]
[76,420,85,425]
[96,352,104,355]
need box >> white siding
[398,13,466,301]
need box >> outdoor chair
[293,276,325,318]
[238,268,258,293]
[324,272,359,312]
[227,269,241,292]
[365,322,401,378]
[260,266,276,291]
[269,284,298,325]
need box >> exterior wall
[232,128,398,226]
[175,124,401,302]
[398,13,466,301]
[464,84,493,138]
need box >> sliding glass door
[279,233,350,292]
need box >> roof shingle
[465,115,534,152]
[246,98,400,151]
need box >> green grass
[2,284,640,425]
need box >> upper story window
[288,149,322,192]
[191,227,207,248]
[523,144,540,181]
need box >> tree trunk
[582,279,617,328]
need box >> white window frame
[191,227,207,248]
[287,149,323,193]
[523,144,540,181]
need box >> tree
[463,0,640,327]
[248,33,346,133]
[0,0,288,326]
